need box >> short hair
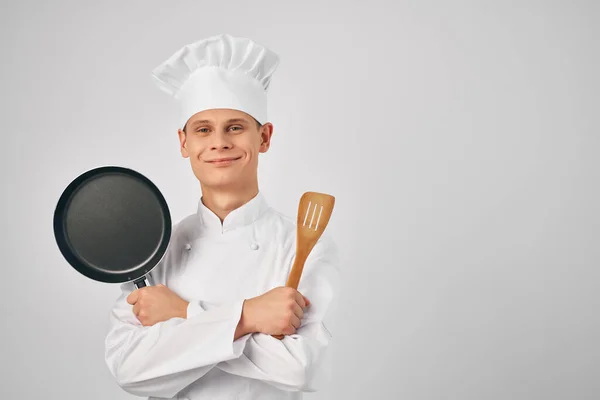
[183,117,262,134]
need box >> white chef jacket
[104,192,340,399]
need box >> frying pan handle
[133,276,149,289]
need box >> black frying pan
[53,166,171,289]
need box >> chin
[196,174,241,189]
[203,180,239,189]
[192,165,255,190]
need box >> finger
[283,323,297,335]
[292,302,304,320]
[290,314,301,329]
[303,296,311,307]
[294,291,306,308]
[127,290,138,305]
[133,303,141,316]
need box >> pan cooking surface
[59,172,167,274]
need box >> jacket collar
[197,191,269,234]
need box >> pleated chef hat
[151,34,280,129]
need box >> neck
[200,180,259,222]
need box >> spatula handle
[285,252,307,290]
[272,253,308,340]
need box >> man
[104,34,340,400]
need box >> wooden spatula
[272,191,335,340]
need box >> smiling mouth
[205,156,242,166]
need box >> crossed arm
[104,239,340,398]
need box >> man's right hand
[235,287,311,339]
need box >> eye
[196,127,210,134]
[229,125,243,132]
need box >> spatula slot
[303,201,312,227]
[303,201,324,231]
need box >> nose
[209,130,232,150]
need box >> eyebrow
[225,118,251,124]
[189,120,211,128]
[189,118,251,129]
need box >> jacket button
[184,244,191,250]
[250,243,259,250]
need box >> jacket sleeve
[215,235,341,392]
[104,281,252,398]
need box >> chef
[104,34,341,400]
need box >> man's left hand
[126,284,189,326]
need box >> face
[178,108,273,191]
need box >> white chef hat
[151,33,280,129]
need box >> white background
[1,1,599,399]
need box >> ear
[259,123,274,153]
[178,128,189,158]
